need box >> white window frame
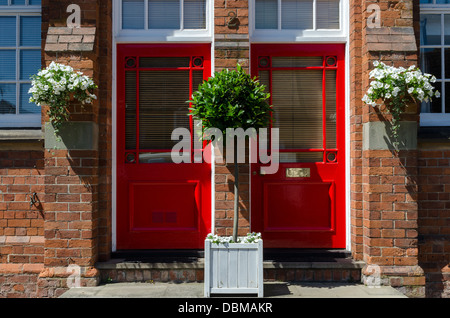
[420,2,450,126]
[250,0,347,43]
[0,3,41,128]
[114,0,213,43]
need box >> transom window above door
[251,0,346,42]
[121,0,206,30]
[255,0,340,30]
[115,0,211,41]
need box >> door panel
[251,44,346,248]
[116,44,211,250]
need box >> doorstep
[96,249,364,284]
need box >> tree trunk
[233,141,239,242]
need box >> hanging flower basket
[362,61,440,147]
[29,62,97,138]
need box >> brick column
[357,0,425,297]
[37,0,100,297]
[213,0,251,237]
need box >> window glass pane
[20,49,41,80]
[326,70,336,149]
[0,50,16,80]
[281,0,313,30]
[184,0,206,29]
[21,16,41,47]
[192,70,204,162]
[421,48,441,79]
[148,0,180,29]
[272,56,323,67]
[445,14,450,45]
[446,82,450,113]
[122,0,145,29]
[125,71,137,150]
[11,0,26,4]
[420,14,441,46]
[0,0,8,5]
[437,0,450,3]
[0,17,17,47]
[421,81,442,113]
[20,83,39,114]
[271,70,323,149]
[139,57,190,68]
[420,0,432,3]
[445,48,450,79]
[280,152,323,163]
[139,71,190,150]
[255,0,278,29]
[29,0,42,5]
[0,84,16,114]
[316,0,340,29]
[139,152,173,163]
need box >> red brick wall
[349,0,364,261]
[0,150,45,298]
[350,0,426,297]
[35,0,104,297]
[418,148,450,298]
[213,0,251,236]
[96,0,113,262]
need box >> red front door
[251,44,346,248]
[116,44,211,249]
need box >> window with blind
[257,56,337,163]
[121,0,207,30]
[0,1,41,127]
[255,0,340,30]
[420,1,450,125]
[124,56,204,164]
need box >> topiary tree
[189,64,272,242]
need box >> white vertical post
[257,240,264,297]
[204,239,211,297]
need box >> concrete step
[97,249,364,284]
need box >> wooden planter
[204,239,264,297]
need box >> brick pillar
[213,0,251,237]
[358,0,425,297]
[37,0,100,297]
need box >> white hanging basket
[204,239,264,297]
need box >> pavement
[59,281,407,298]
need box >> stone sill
[0,129,43,141]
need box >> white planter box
[204,239,263,297]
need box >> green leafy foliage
[188,64,272,134]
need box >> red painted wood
[116,44,212,249]
[250,44,346,248]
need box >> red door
[116,44,211,249]
[251,44,346,248]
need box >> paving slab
[59,282,407,298]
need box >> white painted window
[420,0,450,126]
[115,0,212,42]
[251,0,346,42]
[0,0,41,128]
